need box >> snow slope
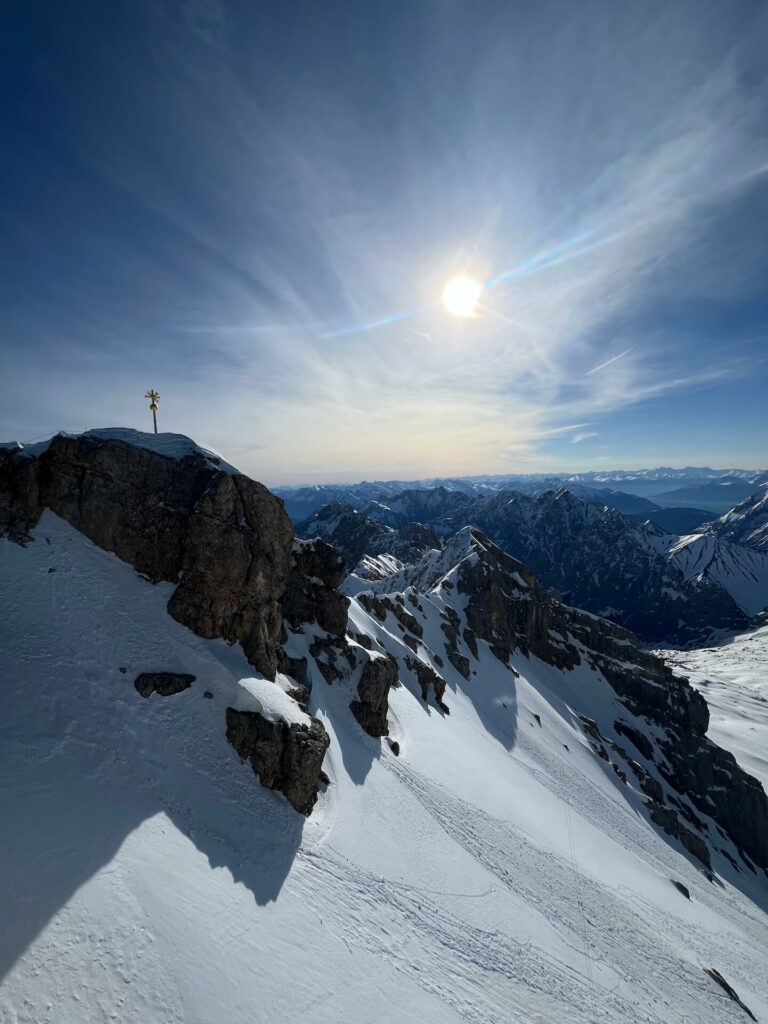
[703,487,768,552]
[660,625,768,793]
[661,532,768,617]
[2,513,768,1023]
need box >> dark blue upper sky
[2,0,767,483]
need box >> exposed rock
[427,529,768,869]
[436,488,749,645]
[282,537,349,637]
[277,649,308,685]
[646,800,711,868]
[614,719,654,760]
[357,592,391,622]
[703,968,757,1021]
[309,636,346,683]
[285,685,311,712]
[165,471,293,676]
[296,503,440,566]
[655,729,768,872]
[671,880,690,899]
[225,707,330,816]
[350,654,399,737]
[405,655,447,708]
[0,433,293,678]
[388,739,400,756]
[134,672,195,698]
[391,601,423,638]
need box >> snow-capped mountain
[3,429,768,1023]
[315,488,764,644]
[701,486,768,552]
[273,467,768,523]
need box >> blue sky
[1,0,767,484]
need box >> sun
[442,275,482,317]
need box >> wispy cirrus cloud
[3,2,768,481]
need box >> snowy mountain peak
[4,427,240,474]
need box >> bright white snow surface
[2,513,768,1023]
[2,427,239,474]
[660,624,768,793]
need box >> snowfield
[659,624,768,793]
[2,513,768,1023]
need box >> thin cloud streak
[586,347,637,376]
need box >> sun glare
[442,276,482,317]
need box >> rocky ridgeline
[0,432,401,814]
[2,432,767,872]
[345,527,768,872]
[302,488,752,645]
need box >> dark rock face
[0,433,293,678]
[350,654,399,737]
[405,656,448,711]
[647,800,711,868]
[297,503,395,565]
[342,486,748,645]
[296,503,440,567]
[165,472,293,676]
[134,672,196,698]
[226,707,330,816]
[656,731,768,872]
[282,538,349,637]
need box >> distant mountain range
[274,467,768,524]
[298,484,768,646]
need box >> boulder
[134,672,196,698]
[350,654,399,737]
[225,707,330,816]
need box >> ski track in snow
[1,511,767,1023]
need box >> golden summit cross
[144,390,161,433]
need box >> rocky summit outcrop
[226,707,330,815]
[0,431,293,678]
[0,430,355,816]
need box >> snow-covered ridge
[702,486,768,552]
[2,427,240,475]
[657,532,768,617]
